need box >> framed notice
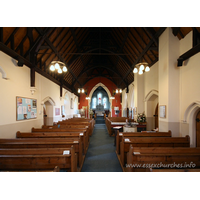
[159,105,166,118]
[55,108,60,116]
[16,96,37,121]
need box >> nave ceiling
[0,27,199,96]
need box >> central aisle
[81,123,123,172]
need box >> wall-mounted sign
[16,96,37,121]
[159,105,166,118]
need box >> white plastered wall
[179,31,200,146]
[122,29,200,146]
[144,62,159,130]
[0,51,77,138]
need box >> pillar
[159,28,180,136]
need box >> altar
[95,104,105,116]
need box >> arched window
[103,97,107,108]
[93,97,97,109]
[64,93,70,113]
[98,93,102,104]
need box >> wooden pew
[42,125,89,129]
[57,121,93,136]
[42,124,90,146]
[126,146,200,172]
[0,147,77,172]
[32,128,89,153]
[120,136,190,167]
[17,131,87,155]
[0,138,83,170]
[67,118,95,129]
[59,118,95,135]
[116,130,172,154]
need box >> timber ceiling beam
[192,28,200,47]
[172,27,184,38]
[144,27,158,45]
[177,42,200,66]
[82,75,118,87]
[116,28,131,67]
[64,47,132,69]
[24,27,54,60]
[5,27,19,46]
[72,65,127,87]
[118,27,166,87]
[70,27,87,68]
[41,28,71,69]
[0,41,75,91]
[129,28,153,63]
[172,27,180,36]
[140,28,157,60]
[35,28,82,87]
[121,28,130,49]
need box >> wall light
[78,88,85,93]
[133,62,150,75]
[116,88,122,93]
[49,61,68,74]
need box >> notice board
[16,96,37,121]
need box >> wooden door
[196,110,200,147]
[154,104,158,129]
[43,107,47,126]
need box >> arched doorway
[42,96,56,126]
[144,90,159,131]
[183,101,200,147]
[196,110,200,147]
[43,106,47,126]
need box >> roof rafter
[118,27,166,87]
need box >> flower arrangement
[89,109,94,115]
[137,112,146,123]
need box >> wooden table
[113,126,122,146]
[123,126,137,132]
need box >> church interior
[0,15,199,198]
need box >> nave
[81,122,122,172]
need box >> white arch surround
[64,91,70,100]
[0,66,7,79]
[144,89,159,131]
[144,89,159,102]
[88,83,112,116]
[41,96,56,106]
[183,101,200,122]
[183,101,200,147]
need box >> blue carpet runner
[95,116,105,124]
[81,123,122,172]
